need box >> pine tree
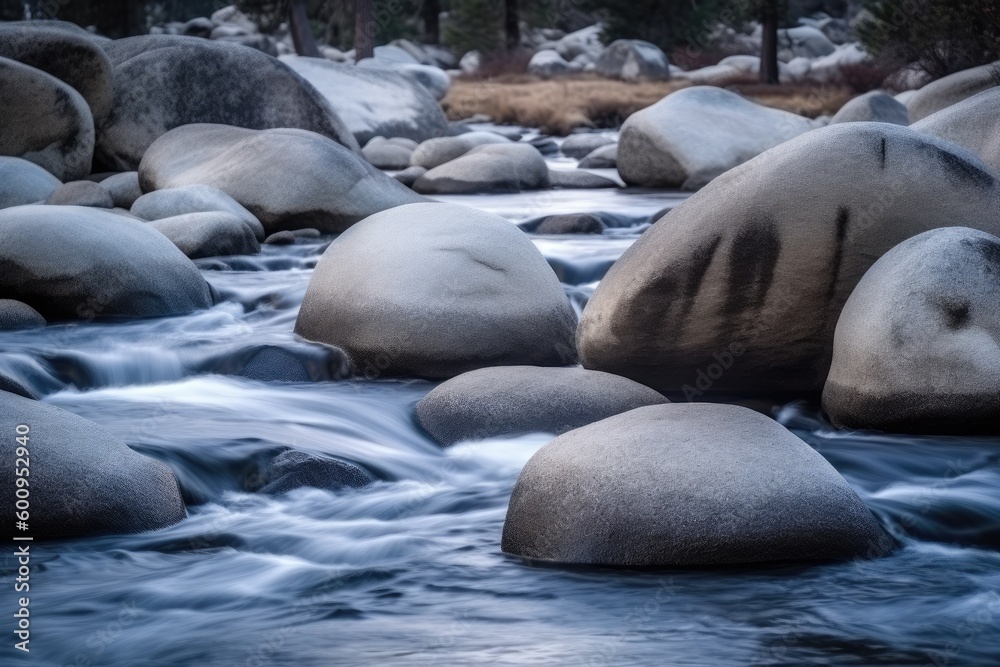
[444,0,503,57]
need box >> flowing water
[2,168,1000,667]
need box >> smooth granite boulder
[138,125,423,234]
[44,181,114,208]
[547,169,619,189]
[577,144,618,168]
[831,91,909,125]
[0,390,187,538]
[413,143,548,195]
[913,87,1000,174]
[97,36,358,171]
[281,55,448,145]
[416,366,667,445]
[823,227,1000,433]
[595,39,670,81]
[0,157,60,209]
[578,123,1000,394]
[0,22,113,121]
[131,184,265,241]
[295,203,577,378]
[502,403,892,566]
[410,132,511,169]
[907,62,1000,122]
[0,205,212,320]
[617,86,817,189]
[0,299,45,330]
[145,212,261,259]
[561,134,616,159]
[0,57,95,181]
[98,171,143,209]
[362,136,416,170]
[528,213,607,234]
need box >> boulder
[595,39,670,81]
[98,171,143,209]
[617,86,817,189]
[0,390,187,538]
[823,227,1000,434]
[674,64,744,86]
[547,169,619,189]
[393,165,427,187]
[0,57,94,182]
[0,157,60,209]
[831,91,909,125]
[295,202,577,379]
[528,49,570,78]
[0,299,45,330]
[530,213,606,234]
[263,231,296,245]
[459,50,480,75]
[410,131,511,169]
[146,212,261,259]
[362,136,415,170]
[97,36,358,171]
[578,123,1000,394]
[907,62,1000,122]
[560,134,615,159]
[552,25,604,61]
[913,87,1000,174]
[413,143,548,194]
[261,450,374,494]
[0,22,113,121]
[502,403,892,566]
[44,181,114,208]
[806,43,870,84]
[778,26,836,61]
[182,17,214,38]
[281,55,449,145]
[357,60,451,101]
[577,144,617,168]
[417,366,667,445]
[138,125,423,235]
[0,205,212,320]
[130,183,265,241]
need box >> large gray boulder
[823,227,1000,434]
[412,143,548,195]
[617,86,817,189]
[295,203,577,379]
[578,123,1000,395]
[831,91,909,125]
[528,49,570,78]
[0,157,60,209]
[357,60,451,101]
[0,390,187,538]
[595,39,670,81]
[0,22,113,122]
[416,366,667,445]
[907,61,1000,122]
[777,26,836,61]
[280,55,449,145]
[131,183,265,240]
[138,124,423,234]
[98,171,143,209]
[44,181,114,208]
[410,131,510,169]
[97,36,358,171]
[502,403,892,566]
[146,212,260,259]
[913,87,1000,175]
[0,299,45,330]
[0,57,94,182]
[0,205,212,320]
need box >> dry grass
[442,75,854,135]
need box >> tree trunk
[289,0,320,57]
[760,0,780,84]
[354,0,375,61]
[505,0,520,51]
[423,0,440,45]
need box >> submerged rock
[617,86,817,189]
[502,403,892,566]
[0,157,60,209]
[281,55,448,145]
[261,450,374,494]
[138,124,423,234]
[0,390,187,538]
[525,213,606,234]
[0,205,212,320]
[295,202,577,379]
[97,36,358,171]
[0,57,94,181]
[824,227,1000,433]
[578,123,1000,394]
[416,366,667,445]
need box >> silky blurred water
[1,188,1000,667]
